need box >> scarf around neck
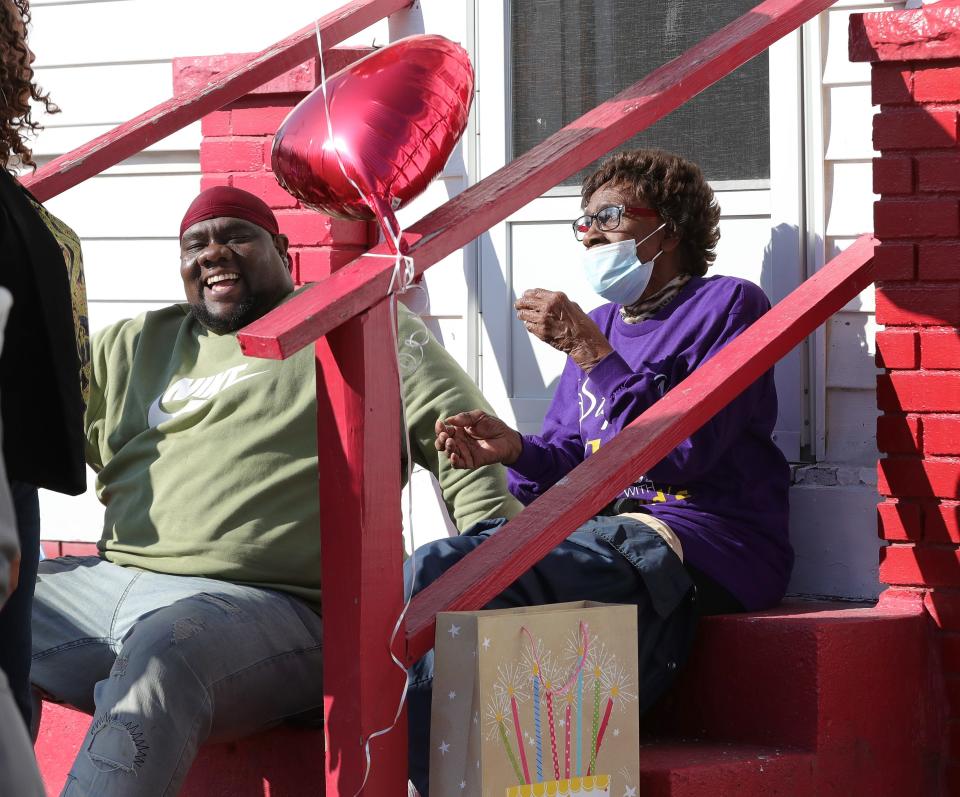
[620,272,692,324]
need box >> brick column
[172,49,377,285]
[852,3,960,787]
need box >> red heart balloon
[272,34,475,252]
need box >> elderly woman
[406,148,791,795]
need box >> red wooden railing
[25,0,873,794]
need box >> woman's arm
[586,285,772,483]
[506,357,588,504]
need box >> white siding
[787,0,904,600]
[812,1,903,464]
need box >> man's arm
[397,305,523,531]
[83,323,117,473]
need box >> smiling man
[28,187,520,797]
[178,186,293,333]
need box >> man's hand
[435,410,523,469]
[515,288,613,372]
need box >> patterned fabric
[619,272,691,325]
[26,197,90,406]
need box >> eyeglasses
[572,205,660,241]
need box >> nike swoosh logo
[147,396,207,428]
[147,368,266,428]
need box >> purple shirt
[508,276,792,610]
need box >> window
[511,0,770,186]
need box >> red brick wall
[852,3,960,788]
[173,49,377,285]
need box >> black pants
[0,482,40,730]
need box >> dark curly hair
[581,149,721,277]
[1,0,57,172]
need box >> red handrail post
[316,298,407,795]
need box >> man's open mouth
[204,272,241,295]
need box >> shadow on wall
[763,226,885,601]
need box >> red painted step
[638,740,814,796]
[32,553,940,796]
[36,701,324,797]
[647,593,942,796]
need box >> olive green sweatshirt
[86,300,521,610]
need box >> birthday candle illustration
[544,680,560,781]
[576,666,584,776]
[561,622,591,781]
[589,663,602,776]
[485,692,524,783]
[533,670,543,780]
[498,719,524,783]
[588,661,637,775]
[564,691,573,779]
[584,643,615,778]
[520,635,548,783]
[495,662,531,784]
[509,686,530,783]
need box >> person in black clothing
[0,0,88,747]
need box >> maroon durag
[179,186,279,237]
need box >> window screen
[511,0,770,186]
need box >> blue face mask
[581,223,666,305]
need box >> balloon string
[313,20,412,296]
[314,19,368,221]
[314,21,419,797]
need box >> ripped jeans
[31,556,325,797]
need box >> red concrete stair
[643,593,941,796]
[638,740,814,796]
[33,583,940,795]
[36,701,324,797]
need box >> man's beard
[189,295,262,334]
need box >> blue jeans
[31,556,325,797]
[0,482,40,729]
[404,516,698,797]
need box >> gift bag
[429,601,640,797]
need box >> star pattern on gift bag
[438,740,450,756]
[448,623,461,638]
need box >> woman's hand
[515,289,613,372]
[435,410,523,469]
